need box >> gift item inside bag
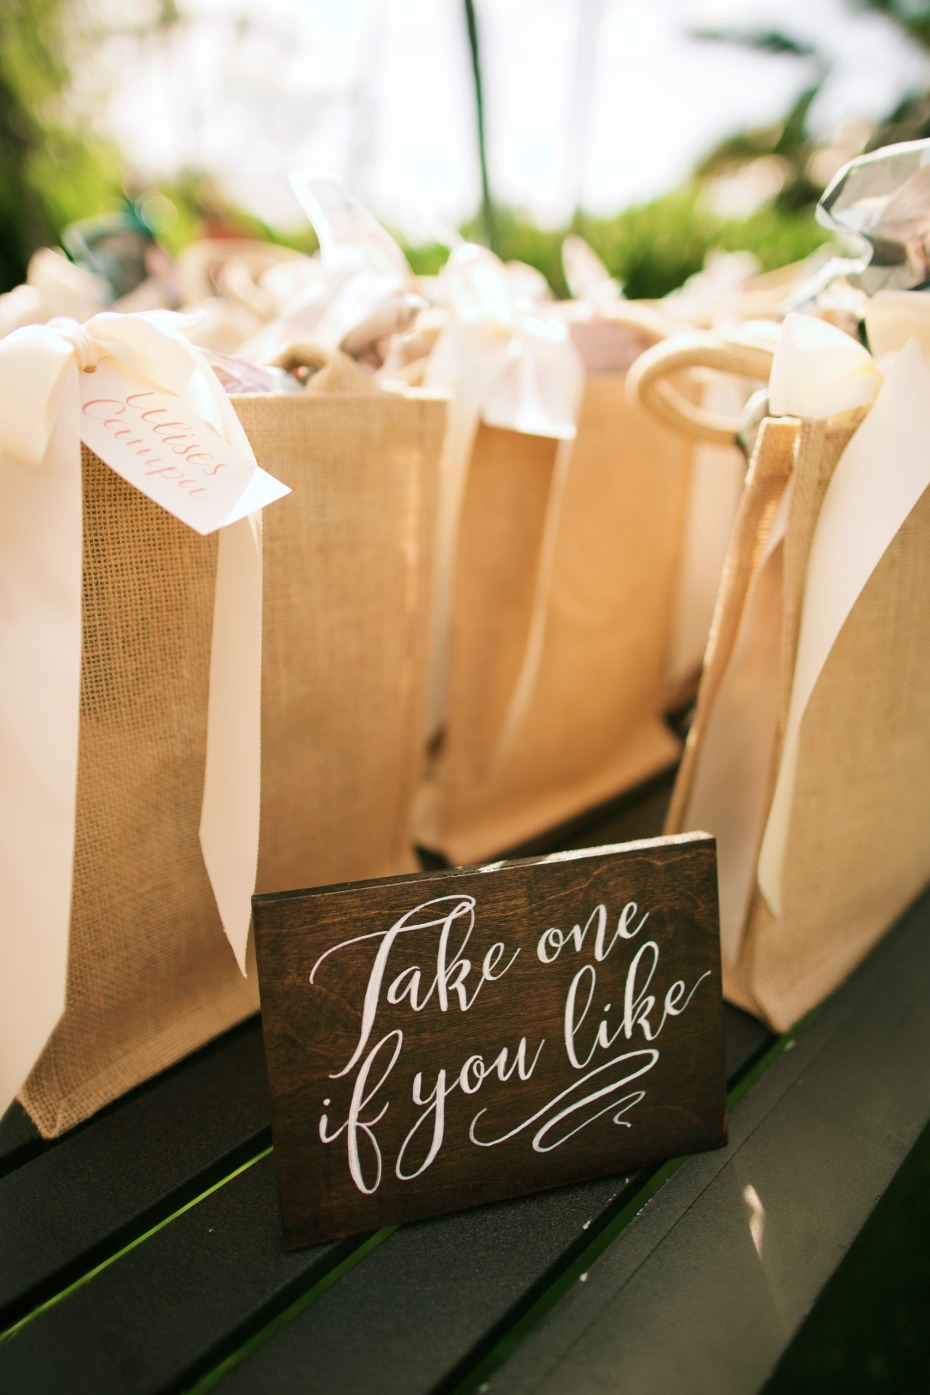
[14,340,443,1137]
[633,307,930,1031]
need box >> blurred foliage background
[2,0,930,299]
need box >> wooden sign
[252,834,727,1249]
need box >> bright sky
[85,0,930,239]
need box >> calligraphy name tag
[252,833,727,1249]
[79,357,288,534]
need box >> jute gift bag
[1,311,280,1136]
[417,300,747,865]
[631,307,930,1030]
[18,448,263,1135]
[7,332,443,1136]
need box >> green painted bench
[2,770,928,1393]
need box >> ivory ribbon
[240,175,421,367]
[757,299,930,911]
[424,244,585,742]
[0,248,109,341]
[681,477,793,964]
[0,310,288,1110]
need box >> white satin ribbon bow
[0,309,288,1111]
[423,244,585,742]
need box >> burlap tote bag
[417,307,744,865]
[18,346,443,1135]
[631,309,930,1030]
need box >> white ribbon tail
[0,388,82,1109]
[199,512,264,973]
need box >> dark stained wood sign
[252,834,727,1249]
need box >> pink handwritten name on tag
[78,358,286,534]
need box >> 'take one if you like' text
[310,894,711,1194]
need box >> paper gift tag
[79,357,288,535]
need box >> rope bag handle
[627,333,775,445]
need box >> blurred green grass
[419,189,830,299]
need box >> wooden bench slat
[0,1019,269,1331]
[0,1154,366,1394]
[203,1173,637,1395]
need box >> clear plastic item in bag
[817,137,930,294]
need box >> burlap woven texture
[19,448,246,1137]
[20,361,444,1135]
[671,414,930,1030]
[240,367,444,895]
[421,373,690,865]
[665,418,797,834]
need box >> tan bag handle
[626,333,775,445]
